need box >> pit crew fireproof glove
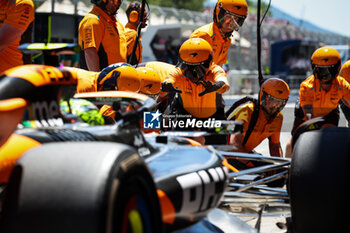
[161,82,182,93]
[199,81,225,96]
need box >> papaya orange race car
[0,63,348,233]
[0,64,240,233]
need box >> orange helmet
[136,67,161,95]
[340,60,350,83]
[311,47,341,83]
[214,0,248,31]
[259,78,290,116]
[178,38,213,84]
[97,63,140,92]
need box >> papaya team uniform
[190,23,231,66]
[340,60,350,82]
[66,67,99,93]
[228,102,283,152]
[300,75,350,118]
[64,67,114,122]
[164,64,229,118]
[339,60,350,121]
[125,22,142,64]
[142,61,175,82]
[78,5,127,70]
[0,0,34,73]
[139,61,176,113]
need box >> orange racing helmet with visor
[259,78,290,117]
[214,0,248,37]
[178,38,213,84]
[311,47,341,84]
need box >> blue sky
[266,0,350,37]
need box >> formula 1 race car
[0,64,248,233]
[0,56,350,233]
[0,64,349,233]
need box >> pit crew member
[98,65,162,121]
[190,0,248,66]
[292,47,350,133]
[0,0,34,73]
[228,78,290,157]
[125,1,148,64]
[67,63,140,93]
[162,38,230,144]
[339,59,350,126]
[78,0,127,71]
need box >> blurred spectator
[150,34,167,62]
[165,35,181,65]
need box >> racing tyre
[0,142,163,233]
[290,127,350,233]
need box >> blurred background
[31,0,350,94]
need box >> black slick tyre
[290,127,350,233]
[0,142,162,233]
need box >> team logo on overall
[143,110,161,129]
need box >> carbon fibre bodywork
[0,65,238,233]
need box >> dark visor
[178,61,208,84]
[220,6,246,26]
[261,92,288,115]
[313,65,338,81]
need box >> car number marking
[176,166,226,214]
